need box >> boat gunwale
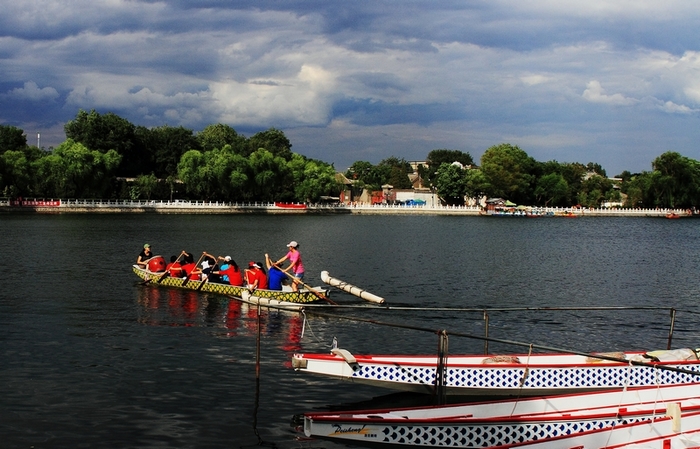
[304,385,700,423]
[293,352,700,368]
[306,401,700,425]
[488,409,699,449]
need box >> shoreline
[0,200,693,217]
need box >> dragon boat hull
[133,265,327,304]
[292,347,700,396]
[302,384,700,447]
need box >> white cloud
[210,64,337,126]
[582,80,637,106]
[4,1,700,176]
[659,101,697,114]
[6,81,59,101]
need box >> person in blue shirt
[265,253,287,291]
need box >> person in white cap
[275,241,305,291]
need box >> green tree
[289,154,340,202]
[464,168,490,202]
[434,163,467,205]
[34,139,121,198]
[345,161,375,189]
[577,175,614,208]
[177,150,212,199]
[135,173,158,200]
[0,125,27,154]
[480,143,536,204]
[149,125,200,178]
[586,162,607,177]
[425,149,474,186]
[650,151,700,208]
[623,172,654,208]
[64,110,143,176]
[248,148,291,201]
[534,173,569,206]
[0,150,32,197]
[377,156,412,189]
[197,123,245,153]
[246,128,293,160]
[208,145,250,201]
[0,145,46,197]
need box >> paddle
[272,262,337,305]
[145,251,186,285]
[161,251,186,283]
[196,253,218,291]
[139,253,173,285]
[182,252,205,287]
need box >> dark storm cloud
[1,0,700,174]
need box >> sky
[2,1,700,176]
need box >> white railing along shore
[0,197,694,216]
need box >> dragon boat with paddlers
[133,261,329,304]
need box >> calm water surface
[2,214,700,448]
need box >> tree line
[1,110,699,208]
[0,110,339,202]
[347,145,700,209]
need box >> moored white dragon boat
[302,384,700,447]
[508,408,700,449]
[292,347,700,396]
[133,263,328,304]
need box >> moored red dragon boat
[133,264,328,304]
[301,383,700,448]
[292,347,700,396]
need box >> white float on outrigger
[320,270,385,304]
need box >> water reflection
[135,285,305,353]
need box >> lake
[1,213,699,448]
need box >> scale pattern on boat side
[133,266,322,303]
[376,416,650,447]
[353,363,700,390]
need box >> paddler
[136,243,152,268]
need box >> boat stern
[291,352,360,378]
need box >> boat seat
[586,352,626,363]
[481,355,521,364]
[644,348,699,362]
[331,348,361,371]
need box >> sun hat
[287,241,298,248]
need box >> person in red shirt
[245,261,268,290]
[165,254,183,278]
[215,256,244,286]
[180,253,199,280]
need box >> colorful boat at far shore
[133,264,328,304]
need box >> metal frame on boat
[133,264,327,304]
[292,347,700,396]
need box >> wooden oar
[139,253,174,285]
[196,253,218,291]
[182,252,205,287]
[272,262,337,305]
[161,251,186,283]
[146,251,186,285]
